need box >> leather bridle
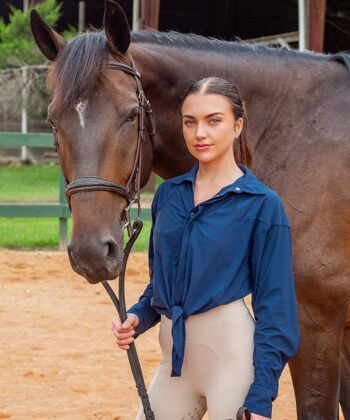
[51,56,156,419]
[65,57,155,237]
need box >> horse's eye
[47,117,57,131]
[126,107,139,122]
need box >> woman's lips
[195,144,212,151]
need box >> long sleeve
[126,189,161,338]
[243,224,300,418]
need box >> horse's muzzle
[67,235,123,283]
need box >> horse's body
[30,2,350,418]
[131,34,350,419]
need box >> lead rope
[102,198,155,419]
[102,58,155,420]
[102,218,155,420]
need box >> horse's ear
[30,9,66,61]
[104,0,131,55]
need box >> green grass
[0,164,60,202]
[0,163,163,202]
[0,218,71,248]
[0,218,151,250]
[0,163,159,249]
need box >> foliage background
[0,0,77,68]
[0,0,77,128]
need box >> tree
[0,0,77,68]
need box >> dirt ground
[0,251,344,420]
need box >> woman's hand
[111,313,139,350]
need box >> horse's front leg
[288,290,349,420]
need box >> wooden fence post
[59,173,68,250]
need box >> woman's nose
[195,123,207,139]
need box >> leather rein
[54,57,156,419]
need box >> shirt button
[190,212,194,217]
[235,187,241,191]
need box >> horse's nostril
[105,239,118,259]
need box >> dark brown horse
[30,1,350,418]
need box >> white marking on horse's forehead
[75,100,88,128]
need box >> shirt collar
[169,160,267,195]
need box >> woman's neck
[196,155,244,187]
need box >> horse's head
[30,1,154,283]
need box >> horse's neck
[130,42,291,178]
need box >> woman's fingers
[111,328,135,340]
[111,313,139,351]
[111,325,135,344]
[111,327,135,343]
[121,313,139,331]
[115,334,135,345]
[116,337,134,344]
[114,335,134,350]
[112,313,138,332]
[115,337,131,350]
[118,344,130,350]
[112,315,122,332]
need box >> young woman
[112,77,300,420]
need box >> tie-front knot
[172,305,183,322]
[170,305,186,377]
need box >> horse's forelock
[49,31,108,112]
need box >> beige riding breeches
[135,298,256,420]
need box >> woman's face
[181,92,243,164]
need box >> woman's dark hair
[181,77,252,167]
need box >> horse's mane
[329,52,350,72]
[132,30,350,70]
[132,30,320,58]
[50,29,350,110]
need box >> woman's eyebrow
[183,112,225,118]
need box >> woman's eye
[184,120,194,126]
[209,118,221,124]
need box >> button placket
[173,219,194,302]
[189,206,201,219]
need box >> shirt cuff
[243,383,273,418]
[126,296,160,338]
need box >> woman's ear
[30,9,66,61]
[103,0,131,55]
[235,117,244,138]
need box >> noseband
[55,57,156,419]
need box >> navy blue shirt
[127,161,300,417]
